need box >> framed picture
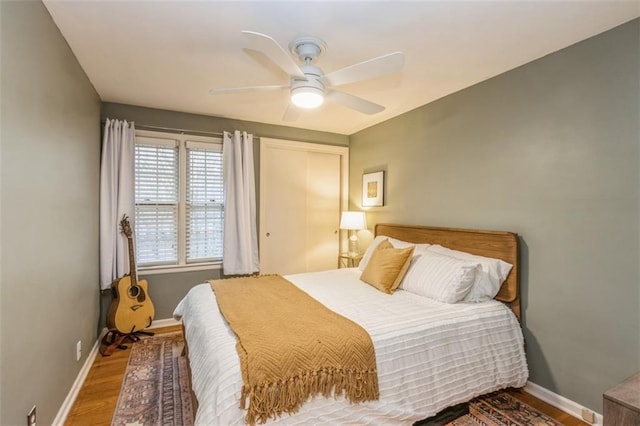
[362,171,384,207]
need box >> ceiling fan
[209,31,405,121]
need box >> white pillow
[427,244,513,302]
[358,236,430,271]
[400,251,479,303]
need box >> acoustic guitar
[106,215,155,334]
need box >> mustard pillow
[360,240,415,294]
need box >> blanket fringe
[241,368,379,424]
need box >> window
[134,130,223,271]
[135,139,179,266]
[185,141,224,262]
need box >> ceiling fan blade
[209,84,288,95]
[326,90,385,115]
[321,52,405,87]
[242,31,306,79]
[282,103,301,121]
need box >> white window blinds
[133,132,224,270]
[135,138,179,266]
[186,141,224,262]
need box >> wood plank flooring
[66,325,589,425]
[504,389,589,426]
[65,325,182,426]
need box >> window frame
[135,129,223,275]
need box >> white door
[260,139,348,275]
[305,152,341,272]
[261,146,308,274]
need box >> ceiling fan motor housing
[291,64,325,108]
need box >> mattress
[173,268,528,425]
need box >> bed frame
[375,224,521,321]
[182,223,523,423]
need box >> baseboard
[52,318,180,425]
[52,328,108,426]
[148,317,182,329]
[524,381,603,425]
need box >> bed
[174,224,528,425]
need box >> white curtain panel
[99,118,135,290]
[223,130,259,275]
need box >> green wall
[349,19,639,412]
[0,2,101,424]
[102,102,349,147]
[100,102,348,320]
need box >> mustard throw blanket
[209,275,379,424]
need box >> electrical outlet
[581,408,595,424]
[27,405,36,426]
[76,340,82,361]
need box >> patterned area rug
[112,332,194,426]
[447,392,562,426]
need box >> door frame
[259,138,349,272]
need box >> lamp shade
[340,211,367,230]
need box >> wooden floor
[66,325,589,425]
[65,325,182,426]
[504,389,589,426]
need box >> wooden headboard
[375,223,521,321]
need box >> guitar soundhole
[128,286,140,298]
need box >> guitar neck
[127,235,137,285]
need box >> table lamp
[340,211,367,256]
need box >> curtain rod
[102,120,261,140]
[132,123,224,138]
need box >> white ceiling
[43,1,639,135]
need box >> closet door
[260,139,348,275]
[305,152,341,272]
[261,146,308,274]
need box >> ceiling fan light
[291,86,324,109]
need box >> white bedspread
[173,268,528,425]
